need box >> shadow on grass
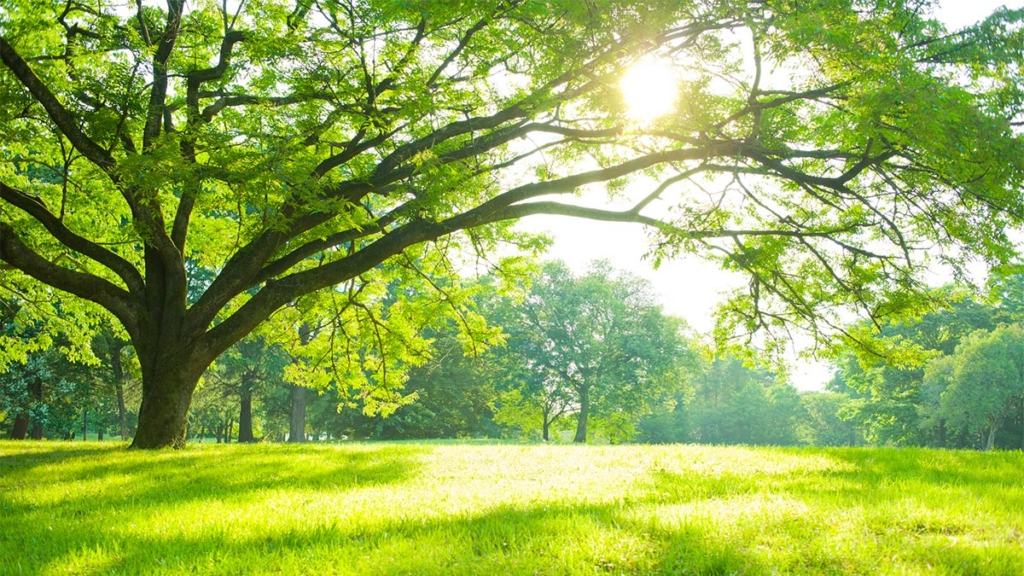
[8,499,778,576]
[0,442,123,474]
[0,443,429,573]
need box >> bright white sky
[517,0,1024,391]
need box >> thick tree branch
[496,201,864,243]
[0,183,145,297]
[0,222,141,331]
[171,30,248,249]
[0,36,114,170]
[254,206,411,283]
[142,0,185,150]
[195,218,448,366]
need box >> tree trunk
[226,418,234,443]
[110,346,130,440]
[8,375,44,440]
[986,425,997,451]
[237,376,255,443]
[542,417,550,442]
[9,414,29,440]
[28,377,43,439]
[131,364,203,449]
[98,427,104,441]
[573,385,590,443]
[82,409,88,441]
[288,385,307,443]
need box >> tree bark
[8,375,44,440]
[9,414,29,440]
[110,343,130,440]
[130,362,203,449]
[288,385,307,443]
[237,375,255,443]
[82,409,88,441]
[28,377,43,439]
[542,417,550,442]
[986,424,997,451]
[573,385,590,443]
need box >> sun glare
[620,56,678,122]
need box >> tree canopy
[2,0,1023,447]
[489,261,692,442]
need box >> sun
[620,56,678,122]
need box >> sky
[516,0,1024,391]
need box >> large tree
[932,324,1024,450]
[2,0,1022,447]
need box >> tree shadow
[12,500,780,575]
[0,442,121,473]
[0,442,428,566]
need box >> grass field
[1,441,1022,575]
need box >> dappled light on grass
[1,442,1023,574]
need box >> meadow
[1,441,1022,575]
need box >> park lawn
[0,442,1022,575]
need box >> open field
[1,441,1022,575]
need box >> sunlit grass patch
[1,441,1022,575]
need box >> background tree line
[3,263,1023,450]
[827,270,1024,451]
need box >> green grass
[1,441,1022,575]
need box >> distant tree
[492,261,691,443]
[689,355,801,445]
[204,336,289,443]
[936,324,1024,451]
[91,330,136,440]
[796,392,862,447]
[637,379,695,444]
[1,352,45,440]
[830,296,996,446]
[0,297,112,440]
[327,324,502,440]
[286,323,315,443]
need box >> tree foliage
[831,276,1024,449]
[2,0,1023,447]
[492,261,694,442]
[933,324,1024,450]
